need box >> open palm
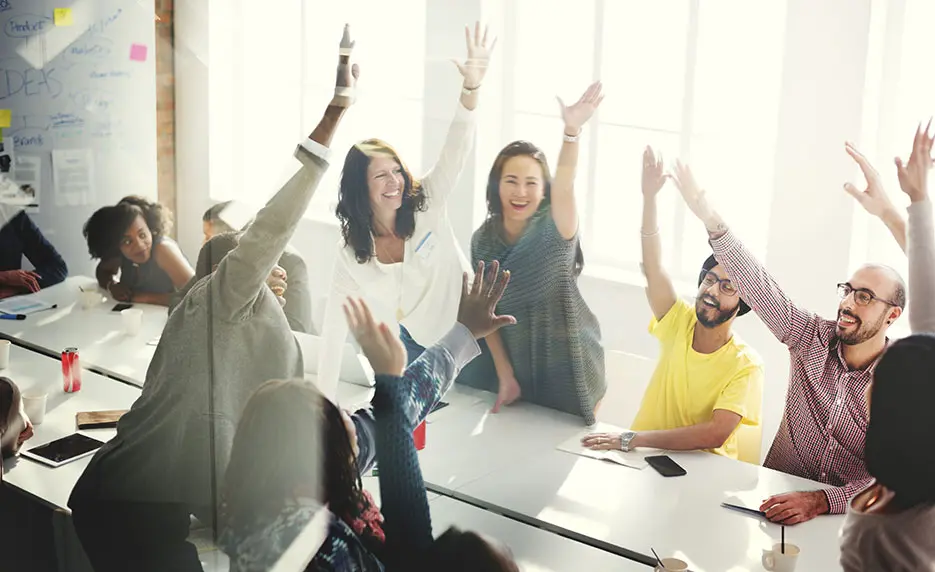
[843,142,893,217]
[453,22,497,88]
[642,146,667,197]
[558,81,604,133]
[895,119,935,203]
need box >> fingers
[491,395,504,413]
[845,141,877,177]
[482,24,489,46]
[556,95,565,111]
[464,25,472,48]
[842,182,863,200]
[474,21,481,45]
[357,298,375,332]
[488,268,511,308]
[769,507,800,524]
[452,59,466,76]
[26,277,39,293]
[472,260,485,296]
[483,260,501,297]
[378,322,397,351]
[342,297,359,331]
[461,271,470,299]
[351,63,360,80]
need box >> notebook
[76,410,128,430]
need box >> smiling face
[119,214,154,264]
[694,264,741,328]
[497,155,547,225]
[836,265,904,345]
[366,153,406,221]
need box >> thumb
[843,182,861,199]
[492,315,516,328]
[451,59,465,76]
[555,96,565,111]
[491,395,503,413]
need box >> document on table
[0,297,55,315]
[556,425,651,470]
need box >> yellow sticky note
[0,109,10,128]
[54,8,74,26]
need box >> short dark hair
[336,140,425,264]
[699,254,751,317]
[428,526,519,572]
[0,377,22,458]
[866,334,935,509]
[195,231,242,279]
[82,197,173,260]
[484,140,584,276]
[203,201,231,223]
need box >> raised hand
[453,22,497,89]
[458,260,516,339]
[558,81,604,134]
[895,119,935,203]
[331,24,360,108]
[642,146,667,197]
[670,160,720,230]
[343,297,406,377]
[843,142,896,217]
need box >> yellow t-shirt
[631,299,764,459]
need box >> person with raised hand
[67,26,356,572]
[318,22,497,400]
[458,82,606,425]
[671,159,905,525]
[843,141,908,253]
[838,121,935,572]
[582,147,763,460]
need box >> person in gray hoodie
[67,26,358,572]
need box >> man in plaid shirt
[669,160,906,525]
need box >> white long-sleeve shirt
[906,199,935,333]
[317,102,476,398]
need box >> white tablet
[20,433,105,468]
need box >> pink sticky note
[130,43,148,62]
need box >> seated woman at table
[67,30,355,572]
[0,376,35,466]
[220,269,517,571]
[201,200,314,333]
[457,82,606,426]
[82,196,194,306]
[0,205,68,299]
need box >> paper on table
[0,297,55,315]
[52,149,95,207]
[556,427,651,470]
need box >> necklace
[373,232,405,322]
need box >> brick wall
[155,0,176,235]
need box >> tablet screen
[23,433,104,466]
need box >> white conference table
[0,277,167,387]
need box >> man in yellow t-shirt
[583,147,763,461]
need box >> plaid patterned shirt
[711,231,875,514]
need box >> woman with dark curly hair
[83,196,194,306]
[317,22,496,398]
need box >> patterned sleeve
[824,477,875,515]
[710,230,823,352]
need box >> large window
[486,0,788,280]
[208,1,426,220]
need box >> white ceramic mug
[23,391,47,425]
[121,308,143,336]
[762,543,800,572]
[0,339,10,369]
[654,558,689,572]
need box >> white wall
[175,0,881,461]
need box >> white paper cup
[654,558,688,572]
[762,543,800,572]
[81,289,101,309]
[0,339,10,369]
[121,308,143,336]
[23,391,47,425]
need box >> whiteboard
[0,0,157,277]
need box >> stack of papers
[556,426,652,470]
[0,297,55,316]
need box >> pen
[32,304,58,314]
[0,313,26,320]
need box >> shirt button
[821,472,827,478]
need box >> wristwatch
[619,431,637,452]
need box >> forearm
[881,209,908,254]
[823,477,873,515]
[309,105,347,147]
[130,292,171,307]
[907,199,935,332]
[352,407,377,475]
[552,133,581,197]
[95,262,118,289]
[485,329,514,379]
[631,422,727,451]
[641,196,664,273]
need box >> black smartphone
[111,303,134,312]
[646,455,687,477]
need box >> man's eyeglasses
[837,283,898,307]
[701,272,738,297]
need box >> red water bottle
[413,420,426,451]
[62,347,82,392]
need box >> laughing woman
[458,82,607,425]
[317,23,496,398]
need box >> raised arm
[640,146,677,319]
[10,211,68,288]
[550,81,604,240]
[843,142,906,253]
[211,28,356,320]
[895,120,935,333]
[419,22,494,203]
[671,161,822,351]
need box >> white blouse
[317,102,476,398]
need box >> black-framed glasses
[701,271,738,297]
[837,283,898,307]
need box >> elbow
[704,428,733,450]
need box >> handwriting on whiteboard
[3,13,51,38]
[65,37,114,62]
[90,70,131,80]
[0,64,62,101]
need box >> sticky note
[130,43,148,62]
[53,8,73,26]
[0,109,10,128]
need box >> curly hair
[0,376,23,459]
[82,196,174,260]
[335,139,426,264]
[485,140,585,276]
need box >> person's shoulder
[278,246,306,270]
[726,334,765,371]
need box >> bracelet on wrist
[640,228,660,238]
[461,84,481,96]
[563,127,582,143]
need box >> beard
[837,308,887,345]
[695,295,738,328]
